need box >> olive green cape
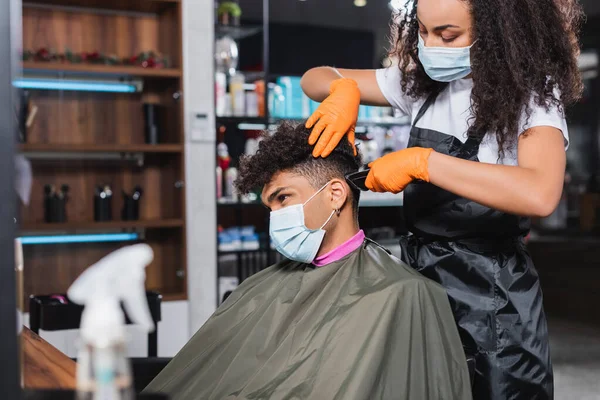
[144,240,472,400]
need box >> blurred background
[4,0,600,398]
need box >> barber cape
[144,239,472,400]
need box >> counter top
[23,326,76,390]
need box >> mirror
[0,0,22,398]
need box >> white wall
[182,0,218,334]
[24,300,190,358]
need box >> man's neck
[317,217,360,257]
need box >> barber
[299,0,583,398]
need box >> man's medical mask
[269,182,336,264]
[418,35,475,82]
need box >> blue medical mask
[418,35,475,82]
[269,182,336,264]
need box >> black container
[143,103,163,145]
[122,186,143,221]
[94,194,113,221]
[43,184,68,223]
[44,196,66,223]
[122,196,140,221]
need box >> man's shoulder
[362,239,447,297]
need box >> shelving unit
[22,61,182,79]
[23,0,180,13]
[213,1,411,303]
[18,0,187,309]
[21,219,184,232]
[19,143,183,153]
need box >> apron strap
[411,86,484,160]
[412,91,440,127]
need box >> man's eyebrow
[416,16,460,32]
[267,187,288,204]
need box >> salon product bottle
[255,80,265,117]
[246,91,259,117]
[216,166,223,200]
[143,103,161,145]
[269,84,285,119]
[215,71,227,117]
[278,77,292,118]
[230,73,245,117]
[217,142,231,171]
[223,93,233,117]
[225,167,238,202]
[68,244,155,400]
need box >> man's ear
[329,179,349,211]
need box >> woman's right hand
[305,78,360,158]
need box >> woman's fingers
[312,124,337,157]
[347,127,357,156]
[305,109,322,130]
[308,119,327,146]
[321,130,347,158]
[365,169,384,192]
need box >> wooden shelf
[22,61,182,79]
[162,292,187,302]
[20,219,184,232]
[23,0,179,14]
[21,0,188,312]
[19,143,183,153]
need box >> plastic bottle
[230,73,246,117]
[254,80,265,117]
[215,72,227,117]
[225,167,238,202]
[216,166,223,200]
[245,91,259,117]
[67,244,155,400]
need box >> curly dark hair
[391,0,584,158]
[235,121,363,210]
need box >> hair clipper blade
[345,168,371,192]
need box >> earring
[336,209,341,216]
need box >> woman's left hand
[365,147,434,193]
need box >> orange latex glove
[305,78,360,158]
[365,147,434,193]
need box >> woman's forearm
[300,67,344,102]
[301,67,391,106]
[427,152,564,218]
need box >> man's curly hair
[235,121,363,210]
[390,0,584,160]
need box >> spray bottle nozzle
[67,243,155,346]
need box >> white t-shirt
[375,67,569,166]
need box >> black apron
[399,92,553,400]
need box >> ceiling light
[389,0,413,12]
[389,0,402,11]
[354,0,366,7]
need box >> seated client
[143,122,472,400]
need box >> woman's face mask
[418,35,475,82]
[415,0,475,82]
[269,182,335,264]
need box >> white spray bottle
[67,243,155,400]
